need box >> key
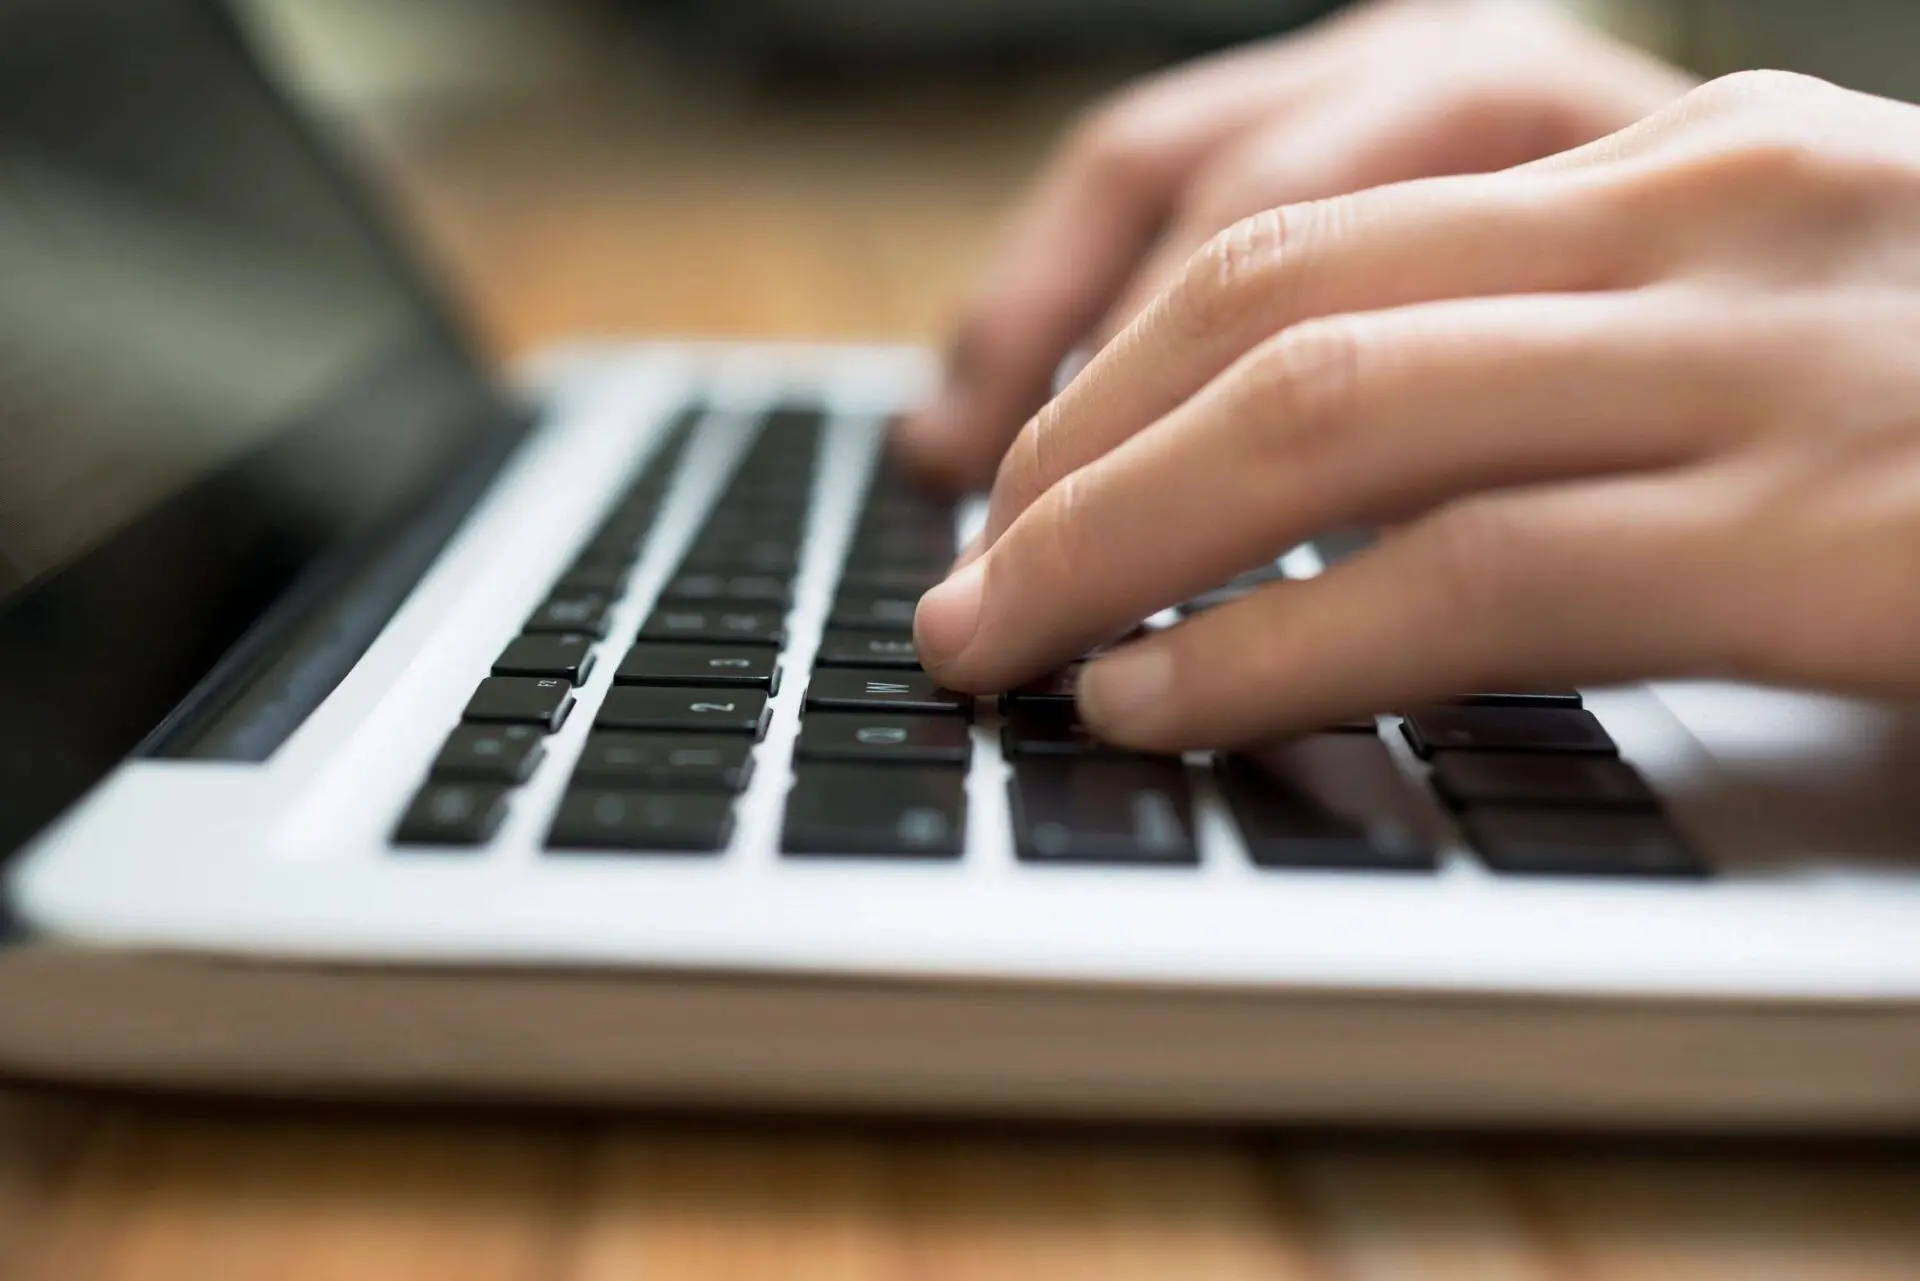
[462,676,575,732]
[393,782,510,847]
[1217,738,1437,872]
[640,608,786,648]
[782,765,966,858]
[547,789,733,853]
[553,563,631,595]
[525,591,613,637]
[829,594,920,632]
[1312,528,1378,566]
[1178,564,1290,615]
[1456,690,1584,709]
[679,537,798,574]
[814,631,923,669]
[1402,707,1616,758]
[615,643,781,691]
[573,732,756,791]
[998,667,1082,711]
[805,667,971,716]
[493,633,596,684]
[844,541,953,573]
[430,723,546,785]
[597,686,768,736]
[661,573,793,607]
[1464,809,1708,878]
[1000,705,1138,758]
[797,712,971,766]
[1430,753,1658,810]
[1010,758,1197,865]
[838,568,941,595]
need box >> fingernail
[914,557,985,664]
[1079,646,1172,732]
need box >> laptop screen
[0,0,514,857]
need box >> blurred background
[232,0,1920,361]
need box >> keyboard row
[394,403,1707,879]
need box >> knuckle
[1065,95,1171,195]
[1232,318,1368,470]
[1683,69,1835,120]
[1036,465,1100,579]
[1410,499,1538,632]
[996,401,1062,515]
[1163,206,1294,340]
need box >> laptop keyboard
[393,401,1709,880]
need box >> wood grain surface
[3,9,1916,1278]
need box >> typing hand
[893,0,1692,489]
[913,72,1920,749]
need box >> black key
[553,562,632,595]
[829,594,920,632]
[1312,528,1378,566]
[1179,564,1289,615]
[640,608,786,648]
[679,537,798,574]
[525,591,613,637]
[574,530,649,566]
[493,633,596,684]
[814,631,923,669]
[838,568,941,595]
[1402,707,1616,758]
[797,712,971,766]
[597,685,769,736]
[1000,705,1138,758]
[662,573,793,607]
[1217,738,1436,872]
[1464,809,1708,878]
[998,667,1081,710]
[1456,690,1584,709]
[703,507,810,539]
[844,541,953,572]
[462,676,575,732]
[393,782,510,847]
[1010,758,1197,865]
[848,525,953,556]
[1430,753,1657,810]
[430,723,546,785]
[782,765,966,858]
[615,643,781,691]
[805,667,971,716]
[547,789,733,853]
[573,732,755,791]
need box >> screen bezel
[0,0,527,861]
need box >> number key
[597,686,769,736]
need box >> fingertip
[893,394,1011,493]
[1077,643,1176,747]
[912,557,986,681]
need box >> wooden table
[4,17,1918,1279]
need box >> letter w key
[804,668,972,717]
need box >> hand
[913,71,1920,749]
[894,0,1694,489]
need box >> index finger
[891,45,1331,489]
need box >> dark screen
[0,0,513,857]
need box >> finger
[974,160,1651,552]
[892,48,1334,490]
[1085,84,1573,352]
[917,289,1767,692]
[1077,472,1735,750]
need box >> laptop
[2,0,1916,1131]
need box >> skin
[897,0,1696,490]
[905,55,1920,749]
